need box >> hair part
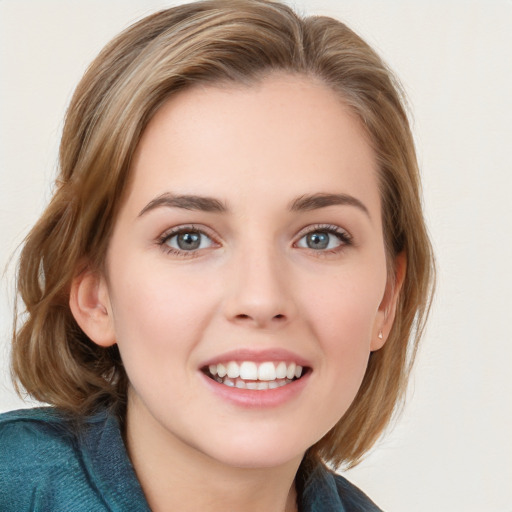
[12,0,435,468]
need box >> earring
[378,331,383,340]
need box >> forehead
[125,73,380,217]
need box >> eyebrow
[289,193,370,217]
[138,191,370,218]
[138,193,227,217]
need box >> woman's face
[100,74,395,469]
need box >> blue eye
[296,227,350,251]
[163,229,214,252]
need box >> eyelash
[157,223,352,258]
[157,225,219,258]
[294,224,353,255]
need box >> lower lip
[200,371,310,408]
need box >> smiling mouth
[202,361,307,390]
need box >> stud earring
[378,331,383,340]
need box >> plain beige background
[1,1,511,511]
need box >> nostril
[231,312,287,326]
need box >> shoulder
[0,405,76,433]
[0,407,80,469]
[0,407,121,511]
[331,472,384,512]
[300,461,384,512]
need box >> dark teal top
[0,408,383,511]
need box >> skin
[71,73,402,512]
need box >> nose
[223,245,295,329]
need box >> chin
[215,450,303,470]
[198,429,310,470]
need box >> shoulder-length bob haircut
[12,0,434,468]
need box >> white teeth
[226,361,240,379]
[217,363,227,378]
[224,378,235,387]
[207,360,306,389]
[239,361,258,380]
[276,361,287,379]
[235,379,246,389]
[258,362,276,381]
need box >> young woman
[0,1,434,510]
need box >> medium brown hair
[12,0,434,468]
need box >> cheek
[106,263,224,413]
[303,266,384,344]
[107,260,220,365]
[319,293,377,380]
[300,267,385,402]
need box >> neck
[124,394,301,512]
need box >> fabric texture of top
[0,407,383,511]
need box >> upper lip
[199,348,311,369]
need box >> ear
[69,269,116,347]
[371,252,406,351]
